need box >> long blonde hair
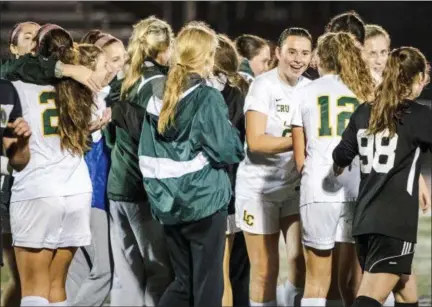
[158,23,218,135]
[317,32,374,102]
[121,16,173,99]
[368,47,428,137]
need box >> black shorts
[355,234,415,275]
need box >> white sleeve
[291,89,306,127]
[243,77,272,116]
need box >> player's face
[103,41,126,75]
[362,35,389,77]
[93,53,113,87]
[277,36,312,81]
[249,45,271,76]
[10,23,40,58]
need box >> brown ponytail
[368,47,428,137]
[317,32,374,102]
[214,34,249,95]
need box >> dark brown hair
[368,47,429,137]
[326,11,365,44]
[214,34,249,95]
[277,27,312,48]
[235,34,268,60]
[36,25,102,156]
[9,21,40,46]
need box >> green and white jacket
[239,58,255,83]
[139,76,245,225]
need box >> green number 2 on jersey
[39,91,59,136]
[317,96,359,137]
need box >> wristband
[55,60,64,78]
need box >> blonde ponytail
[121,16,173,99]
[158,65,188,134]
[158,23,218,135]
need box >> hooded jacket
[138,76,245,225]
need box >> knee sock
[250,299,277,306]
[21,296,49,306]
[383,292,395,306]
[301,298,327,306]
[351,296,381,307]
[395,302,418,307]
[50,301,69,306]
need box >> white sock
[277,284,287,306]
[250,299,277,306]
[50,301,68,306]
[326,300,343,307]
[301,298,327,306]
[284,280,303,306]
[383,292,395,306]
[21,296,49,306]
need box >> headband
[9,22,39,45]
[94,34,119,48]
[38,24,62,45]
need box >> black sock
[351,296,381,307]
[395,302,419,307]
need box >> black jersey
[221,83,246,215]
[0,79,22,153]
[333,101,432,243]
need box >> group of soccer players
[0,8,430,307]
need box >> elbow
[10,157,30,172]
[247,137,261,153]
[9,151,30,172]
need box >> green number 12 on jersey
[39,91,59,136]
[317,96,359,137]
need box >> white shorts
[10,193,92,249]
[235,194,299,235]
[300,202,355,250]
[226,214,241,235]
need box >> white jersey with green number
[10,81,92,202]
[291,74,360,206]
[235,68,310,201]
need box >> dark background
[1,1,431,100]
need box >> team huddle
[0,9,431,307]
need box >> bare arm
[3,118,31,172]
[246,111,292,154]
[292,126,306,174]
[419,174,431,214]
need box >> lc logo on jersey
[243,210,255,226]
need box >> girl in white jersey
[291,32,375,307]
[10,25,106,307]
[1,21,41,307]
[235,27,312,306]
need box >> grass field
[1,217,431,305]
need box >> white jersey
[11,81,92,202]
[291,74,360,205]
[236,68,311,201]
[91,85,110,142]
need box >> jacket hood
[147,74,205,141]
